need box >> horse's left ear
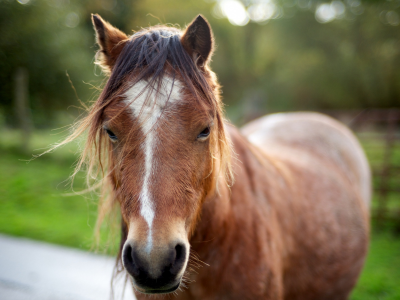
[181,15,214,68]
[92,14,128,73]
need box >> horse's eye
[197,126,210,140]
[105,128,118,141]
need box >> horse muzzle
[122,240,188,294]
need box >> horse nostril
[170,243,186,275]
[175,244,184,264]
[122,243,139,277]
[124,244,133,264]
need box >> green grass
[351,231,400,300]
[0,128,399,299]
[350,134,400,299]
[0,129,117,253]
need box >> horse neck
[189,125,283,258]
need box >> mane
[46,24,233,250]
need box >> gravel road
[0,234,135,300]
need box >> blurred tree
[204,0,400,122]
[0,0,97,127]
[0,0,399,127]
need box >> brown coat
[155,112,370,300]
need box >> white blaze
[125,78,182,253]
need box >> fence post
[14,67,33,152]
[376,109,397,227]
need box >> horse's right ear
[92,14,128,73]
[181,15,214,69]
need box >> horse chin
[131,278,181,295]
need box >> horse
[68,13,370,299]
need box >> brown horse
[67,14,370,299]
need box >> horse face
[104,78,215,293]
[92,13,217,294]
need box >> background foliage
[0,0,399,126]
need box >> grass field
[1,128,399,299]
[351,231,400,300]
[0,129,118,253]
[0,131,95,249]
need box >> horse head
[88,14,232,294]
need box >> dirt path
[0,234,135,300]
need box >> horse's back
[240,112,370,300]
[241,112,371,206]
